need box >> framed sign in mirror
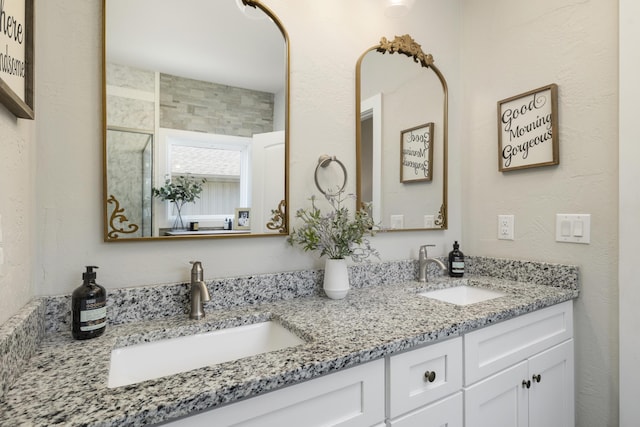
[498,83,558,172]
[401,122,433,183]
[0,0,34,119]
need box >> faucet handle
[419,244,436,258]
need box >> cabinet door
[465,361,528,427]
[388,337,462,418]
[528,340,574,427]
[163,359,385,427]
[389,392,463,427]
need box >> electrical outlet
[424,215,435,228]
[498,215,515,240]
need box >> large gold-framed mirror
[103,0,289,241]
[356,35,448,231]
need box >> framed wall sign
[0,0,34,119]
[497,84,558,172]
[400,122,434,183]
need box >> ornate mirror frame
[102,0,289,241]
[355,34,448,231]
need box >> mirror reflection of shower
[106,128,154,237]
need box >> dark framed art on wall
[0,0,34,119]
[498,84,558,172]
[400,122,434,183]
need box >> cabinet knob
[522,379,531,389]
[532,374,541,383]
[424,371,436,382]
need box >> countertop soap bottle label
[78,298,107,332]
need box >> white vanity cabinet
[464,301,574,427]
[162,358,385,427]
[386,337,463,427]
[160,301,574,427]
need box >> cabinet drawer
[464,300,573,385]
[163,359,385,427]
[388,337,462,418]
[389,391,463,427]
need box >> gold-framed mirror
[356,35,448,231]
[103,0,289,241]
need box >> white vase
[323,258,349,299]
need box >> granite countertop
[0,275,578,426]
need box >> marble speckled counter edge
[0,299,45,401]
[0,256,579,425]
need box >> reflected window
[163,131,251,223]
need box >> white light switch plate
[555,214,591,244]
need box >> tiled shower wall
[159,73,274,136]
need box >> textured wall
[0,114,34,325]
[460,0,618,425]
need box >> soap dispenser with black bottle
[448,241,465,277]
[72,266,107,340]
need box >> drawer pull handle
[532,374,542,383]
[424,371,436,382]
[522,379,531,389]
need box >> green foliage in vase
[288,190,379,261]
[152,175,206,206]
[152,175,206,229]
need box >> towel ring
[314,155,347,196]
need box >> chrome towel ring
[314,155,347,196]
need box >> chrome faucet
[189,261,211,320]
[418,245,447,282]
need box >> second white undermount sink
[419,285,506,306]
[108,321,305,388]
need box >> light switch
[573,220,584,237]
[556,214,590,244]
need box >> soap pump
[72,266,107,340]
[448,241,465,277]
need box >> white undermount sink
[419,285,506,306]
[107,321,305,388]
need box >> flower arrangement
[288,191,379,262]
[152,175,205,229]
